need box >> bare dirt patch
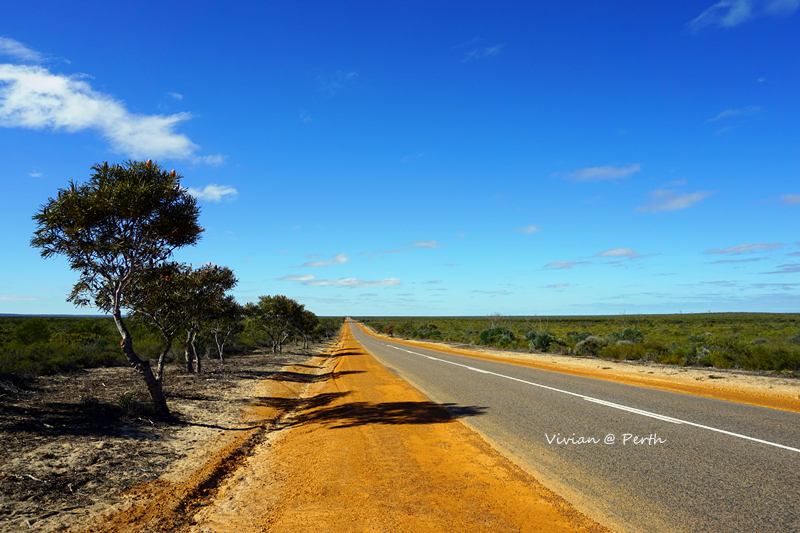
[0,343,328,533]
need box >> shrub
[526,331,556,352]
[575,336,608,356]
[608,327,644,344]
[567,331,593,343]
[479,327,515,346]
[15,317,52,345]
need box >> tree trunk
[155,333,173,389]
[111,309,169,417]
[193,340,201,373]
[184,330,194,373]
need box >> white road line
[360,333,800,454]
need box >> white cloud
[319,70,357,95]
[407,240,442,249]
[780,194,800,205]
[635,190,713,213]
[472,290,511,295]
[28,171,41,177]
[688,0,799,31]
[186,184,238,202]
[0,294,40,301]
[297,253,348,268]
[689,0,753,30]
[517,224,541,235]
[301,277,401,288]
[564,164,641,182]
[705,106,760,123]
[595,248,640,258]
[167,92,183,100]
[462,44,504,63]
[543,261,590,270]
[277,275,316,282]
[543,283,571,289]
[704,243,784,254]
[0,64,223,162]
[0,37,43,62]
[195,154,227,166]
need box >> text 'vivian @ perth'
[545,433,667,445]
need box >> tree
[293,308,318,349]
[125,262,188,387]
[248,295,304,353]
[31,160,202,417]
[208,296,244,364]
[180,264,238,373]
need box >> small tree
[249,295,304,353]
[208,296,244,364]
[31,160,202,417]
[180,264,238,373]
[125,262,188,387]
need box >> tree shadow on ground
[325,350,362,357]
[250,391,488,429]
[259,369,365,383]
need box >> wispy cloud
[296,253,348,268]
[704,243,784,254]
[472,289,511,295]
[780,194,800,205]
[710,257,765,264]
[595,248,640,258]
[407,240,442,249]
[187,184,238,202]
[319,70,357,95]
[761,263,800,274]
[635,190,713,213]
[705,105,760,123]
[0,294,40,301]
[0,37,44,62]
[517,224,541,235]
[0,64,223,162]
[28,171,41,178]
[563,164,641,182]
[277,275,316,282]
[543,261,590,270]
[296,276,401,288]
[689,0,799,31]
[167,92,183,101]
[543,283,570,289]
[461,44,504,63]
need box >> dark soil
[0,346,322,532]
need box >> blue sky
[1,1,799,317]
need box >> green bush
[575,336,608,355]
[479,327,515,345]
[608,327,644,344]
[15,317,52,344]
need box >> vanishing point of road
[349,320,800,533]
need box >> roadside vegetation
[359,313,800,374]
[5,159,342,415]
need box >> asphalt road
[348,320,800,533]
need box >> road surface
[349,320,800,533]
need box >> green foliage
[607,327,645,344]
[575,336,609,355]
[479,327,515,346]
[15,317,52,344]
